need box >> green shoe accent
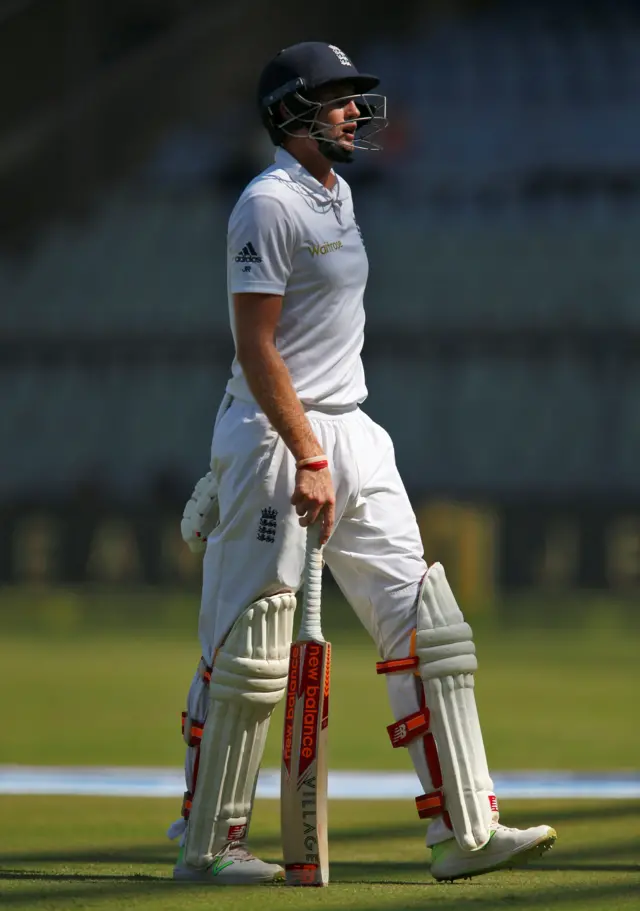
[430,840,449,864]
[210,856,234,876]
[481,830,497,849]
[175,846,234,877]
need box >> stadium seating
[3,1,640,499]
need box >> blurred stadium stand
[2,0,640,589]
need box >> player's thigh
[325,430,426,658]
[198,403,305,658]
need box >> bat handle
[298,523,324,642]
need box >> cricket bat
[281,523,331,886]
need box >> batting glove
[181,471,220,554]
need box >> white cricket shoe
[173,842,284,884]
[430,823,557,882]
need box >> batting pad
[416,563,496,851]
[183,592,295,868]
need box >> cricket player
[170,41,557,884]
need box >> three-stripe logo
[235,241,262,263]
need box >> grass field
[1,798,638,909]
[0,587,638,909]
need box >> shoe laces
[220,840,254,862]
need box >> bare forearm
[238,343,323,462]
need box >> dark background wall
[2,0,640,595]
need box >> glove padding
[181,471,220,553]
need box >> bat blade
[281,638,331,886]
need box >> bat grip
[298,524,324,642]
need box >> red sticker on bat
[322,643,331,730]
[282,644,300,777]
[298,642,325,779]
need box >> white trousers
[185,399,455,847]
[198,399,427,662]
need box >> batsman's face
[314,83,361,152]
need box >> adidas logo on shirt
[235,242,262,264]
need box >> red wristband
[296,457,329,471]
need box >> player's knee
[376,562,478,719]
[415,564,477,678]
[210,592,296,707]
[377,565,476,675]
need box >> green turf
[1,588,639,908]
[1,618,637,770]
[0,797,638,910]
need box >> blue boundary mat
[1,767,638,799]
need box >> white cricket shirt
[225,147,369,408]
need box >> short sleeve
[228,193,293,295]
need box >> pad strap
[415,791,445,819]
[179,657,214,821]
[200,658,212,685]
[377,629,420,676]
[387,709,430,748]
[376,656,418,675]
[181,712,205,748]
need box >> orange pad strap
[376,656,419,675]
[181,711,204,747]
[387,709,430,747]
[415,790,445,819]
[199,656,212,685]
[181,789,193,820]
[376,630,419,676]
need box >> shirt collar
[274,147,339,199]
